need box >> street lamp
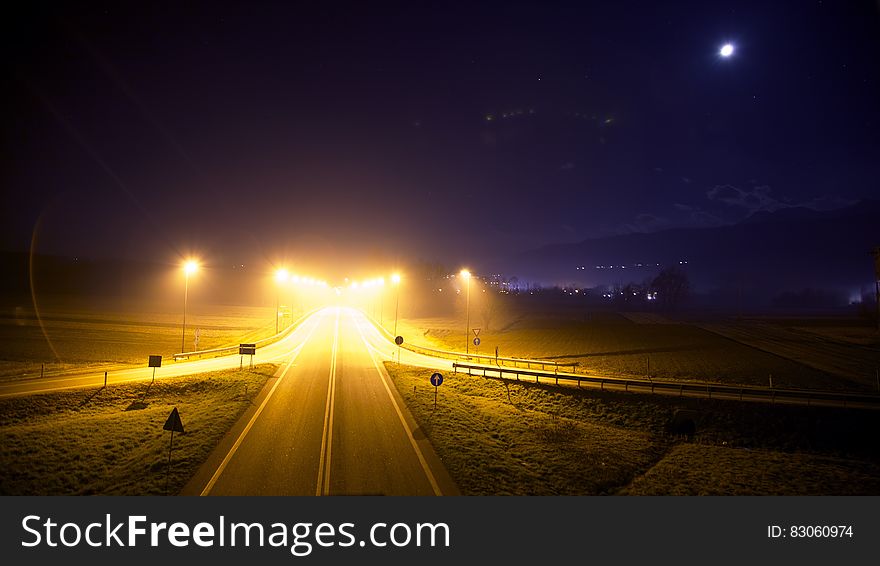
[181,260,199,353]
[460,269,471,354]
[391,273,401,337]
[275,268,289,334]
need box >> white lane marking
[200,317,320,496]
[316,308,340,496]
[352,310,443,496]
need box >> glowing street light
[275,268,289,334]
[391,273,402,338]
[719,43,734,58]
[460,269,471,354]
[181,260,199,353]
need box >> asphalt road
[184,307,458,496]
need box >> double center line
[316,308,340,496]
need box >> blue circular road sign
[473,337,481,346]
[430,372,443,387]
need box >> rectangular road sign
[239,343,256,356]
[148,355,162,368]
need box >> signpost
[394,336,404,364]
[430,372,443,410]
[142,355,162,402]
[473,336,481,356]
[163,407,185,495]
[239,343,256,369]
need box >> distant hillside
[509,200,880,305]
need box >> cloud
[799,195,858,211]
[617,213,670,234]
[705,184,857,217]
[706,184,788,213]
[673,203,725,227]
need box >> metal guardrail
[452,362,880,410]
[172,308,319,361]
[364,313,577,371]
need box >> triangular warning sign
[163,407,185,433]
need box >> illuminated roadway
[0,306,459,495]
[183,307,458,495]
[0,306,453,399]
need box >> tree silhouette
[651,266,690,311]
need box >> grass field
[386,362,880,495]
[0,296,278,381]
[0,364,277,495]
[393,308,878,391]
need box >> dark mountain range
[508,200,880,305]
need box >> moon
[720,43,734,57]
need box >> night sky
[3,1,879,276]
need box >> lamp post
[181,260,198,353]
[275,268,289,334]
[460,269,471,354]
[379,282,385,327]
[391,273,401,337]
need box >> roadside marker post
[430,372,443,410]
[395,336,404,365]
[163,407,185,495]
